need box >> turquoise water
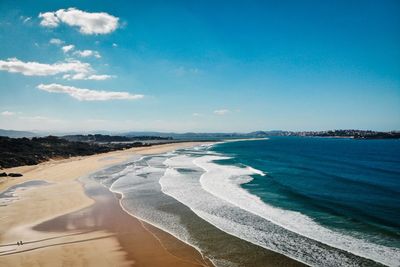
[213,138,400,250]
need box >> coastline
[0,142,214,267]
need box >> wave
[104,155,222,266]
[193,155,399,266]
[91,144,399,266]
[160,154,363,266]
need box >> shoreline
[105,141,304,267]
[0,142,214,267]
[0,140,305,266]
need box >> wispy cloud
[18,115,61,123]
[39,8,119,35]
[73,49,101,58]
[0,58,90,76]
[49,38,64,45]
[20,16,32,24]
[62,44,75,53]
[86,118,107,123]
[37,83,143,101]
[62,73,114,80]
[1,111,15,116]
[214,109,230,115]
[60,42,101,58]
[172,66,200,77]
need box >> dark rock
[8,173,23,177]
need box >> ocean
[90,137,400,267]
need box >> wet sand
[31,176,213,267]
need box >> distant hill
[0,129,37,138]
[2,129,398,141]
[122,130,400,140]
[62,134,172,142]
[122,131,294,140]
[123,131,257,140]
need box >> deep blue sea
[213,138,400,248]
[92,137,400,266]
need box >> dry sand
[0,142,213,267]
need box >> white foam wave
[94,147,399,267]
[193,155,400,267]
[246,166,266,176]
[160,155,334,266]
[106,159,217,267]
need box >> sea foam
[93,145,399,267]
[161,154,361,266]
[193,154,400,267]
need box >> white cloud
[39,12,60,27]
[62,44,75,53]
[37,83,143,101]
[192,113,203,117]
[0,58,91,76]
[1,111,15,116]
[74,49,101,58]
[0,58,113,81]
[84,74,113,80]
[62,45,101,59]
[49,38,64,45]
[214,109,230,115]
[39,8,119,35]
[62,73,114,80]
[112,43,118,47]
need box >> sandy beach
[0,142,213,267]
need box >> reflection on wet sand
[31,176,213,267]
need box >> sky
[0,0,399,133]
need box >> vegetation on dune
[0,136,149,169]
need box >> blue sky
[0,0,399,132]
